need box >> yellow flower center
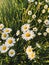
[28,49,32,52]
[3,34,7,37]
[24,26,27,29]
[10,51,14,54]
[8,39,13,44]
[26,33,30,37]
[5,29,9,32]
[2,46,6,50]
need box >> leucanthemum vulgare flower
[44,4,48,10]
[32,14,36,19]
[33,27,38,32]
[3,28,12,34]
[43,32,47,36]
[5,37,16,47]
[26,46,36,60]
[28,10,32,15]
[1,33,9,40]
[46,28,49,33]
[26,46,33,55]
[42,9,46,14]
[21,24,30,33]
[37,19,42,23]
[8,49,15,57]
[0,44,9,53]
[44,19,49,25]
[0,24,4,30]
[28,51,36,60]
[22,30,35,41]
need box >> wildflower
[21,24,30,33]
[5,37,16,47]
[1,33,9,40]
[3,28,12,33]
[0,44,9,53]
[22,30,35,41]
[8,49,15,57]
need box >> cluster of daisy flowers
[0,24,16,57]
[21,24,35,41]
[26,0,49,37]
[0,0,49,62]
[26,46,36,60]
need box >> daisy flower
[37,19,42,23]
[26,46,33,55]
[44,19,49,25]
[0,44,9,53]
[3,28,12,34]
[32,14,36,19]
[21,24,30,33]
[42,9,46,14]
[0,24,4,30]
[5,37,16,47]
[22,30,35,41]
[43,32,47,36]
[28,51,36,60]
[44,4,48,10]
[46,28,49,33]
[1,33,9,40]
[8,49,15,57]
[28,10,32,15]
[33,27,38,32]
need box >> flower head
[26,46,33,55]
[8,49,15,57]
[0,44,9,53]
[46,28,49,33]
[28,52,36,60]
[3,28,12,34]
[22,30,35,41]
[21,24,30,33]
[5,37,16,47]
[1,33,9,40]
